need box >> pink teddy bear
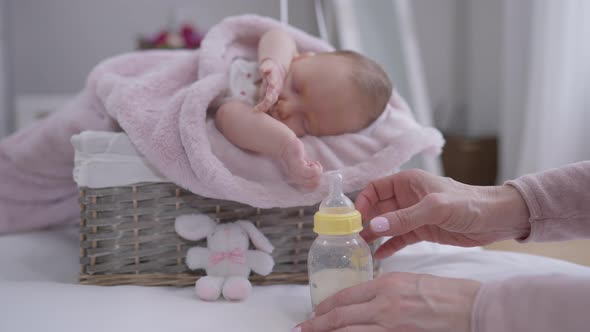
[175,214,275,301]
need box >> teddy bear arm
[245,250,274,276]
[186,247,210,270]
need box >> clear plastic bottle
[308,173,373,309]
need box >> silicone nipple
[319,173,356,214]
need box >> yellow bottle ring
[313,210,363,235]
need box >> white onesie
[223,58,261,106]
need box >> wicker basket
[79,182,378,287]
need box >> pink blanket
[0,15,443,234]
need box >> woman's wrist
[484,184,531,240]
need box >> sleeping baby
[214,29,392,189]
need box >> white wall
[414,0,504,137]
[7,0,317,95]
[329,0,464,134]
[3,0,318,133]
[4,0,506,138]
[0,0,7,137]
[465,0,503,137]
[498,0,534,181]
[330,0,410,102]
[413,0,464,133]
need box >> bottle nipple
[319,173,356,214]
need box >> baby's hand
[280,136,323,190]
[254,59,286,113]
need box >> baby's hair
[329,50,393,125]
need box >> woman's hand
[355,169,531,259]
[294,272,481,332]
[254,58,286,112]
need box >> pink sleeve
[472,274,590,332]
[505,161,590,242]
[472,161,590,331]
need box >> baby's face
[268,54,370,137]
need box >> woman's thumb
[368,195,444,237]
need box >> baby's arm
[216,101,322,189]
[258,28,298,74]
[255,29,298,112]
[216,101,295,159]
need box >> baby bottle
[308,173,373,309]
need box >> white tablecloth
[1,226,589,332]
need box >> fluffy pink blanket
[0,15,443,233]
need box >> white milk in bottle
[308,173,373,309]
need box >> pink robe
[472,161,590,331]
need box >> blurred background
[0,0,589,263]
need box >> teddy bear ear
[175,214,217,241]
[236,220,274,254]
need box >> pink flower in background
[140,23,204,50]
[181,23,203,48]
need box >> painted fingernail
[370,217,390,232]
[291,327,301,332]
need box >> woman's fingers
[355,176,396,216]
[298,325,383,332]
[373,233,422,258]
[297,302,377,332]
[330,326,384,332]
[296,272,479,332]
[314,279,379,316]
[362,194,448,241]
[355,174,403,229]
